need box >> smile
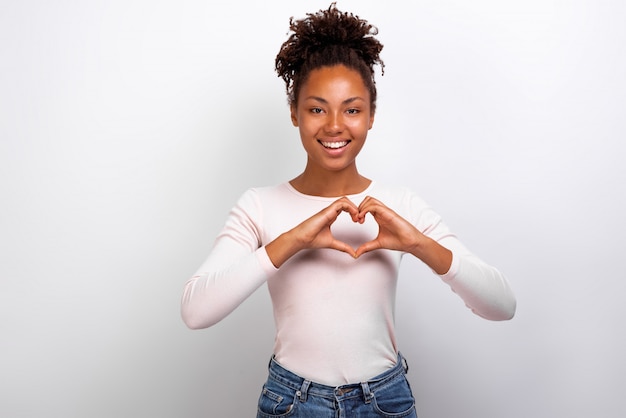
[319,140,350,149]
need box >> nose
[324,111,344,134]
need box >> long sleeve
[439,250,516,321]
[181,190,277,329]
[407,191,516,321]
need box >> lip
[318,139,351,157]
[318,139,351,149]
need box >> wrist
[266,230,303,268]
[410,238,452,275]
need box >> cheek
[298,122,314,137]
[349,119,372,136]
[298,125,317,147]
[298,118,322,136]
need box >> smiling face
[290,65,375,177]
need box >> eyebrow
[304,96,365,105]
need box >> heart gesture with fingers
[286,195,423,258]
[267,195,452,274]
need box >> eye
[310,107,324,114]
[346,108,360,115]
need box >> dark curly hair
[275,3,384,110]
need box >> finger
[359,195,387,212]
[318,198,355,225]
[357,195,375,212]
[354,239,381,258]
[357,197,388,223]
[356,196,376,222]
[332,197,360,222]
[328,239,357,258]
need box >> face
[290,65,375,175]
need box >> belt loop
[297,380,311,403]
[399,352,409,373]
[360,382,373,404]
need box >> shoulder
[239,183,292,202]
[233,183,295,212]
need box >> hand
[354,196,452,274]
[353,196,424,257]
[294,196,361,255]
[266,197,360,267]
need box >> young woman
[181,4,516,417]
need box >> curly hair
[275,3,384,110]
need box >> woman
[182,4,516,417]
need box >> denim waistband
[267,353,409,402]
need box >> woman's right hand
[265,197,359,267]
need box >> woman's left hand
[354,196,423,256]
[354,196,452,274]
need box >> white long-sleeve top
[181,181,516,385]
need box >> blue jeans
[257,353,417,418]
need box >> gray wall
[1,1,624,417]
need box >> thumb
[328,239,357,258]
[354,239,381,258]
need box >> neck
[290,164,371,197]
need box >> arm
[438,249,516,321]
[354,194,516,321]
[181,191,362,329]
[181,190,276,329]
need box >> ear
[290,104,299,127]
[368,110,375,130]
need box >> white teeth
[321,141,349,149]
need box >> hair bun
[275,3,384,106]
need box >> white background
[1,1,625,417]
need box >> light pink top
[181,182,516,385]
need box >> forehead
[299,65,370,100]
